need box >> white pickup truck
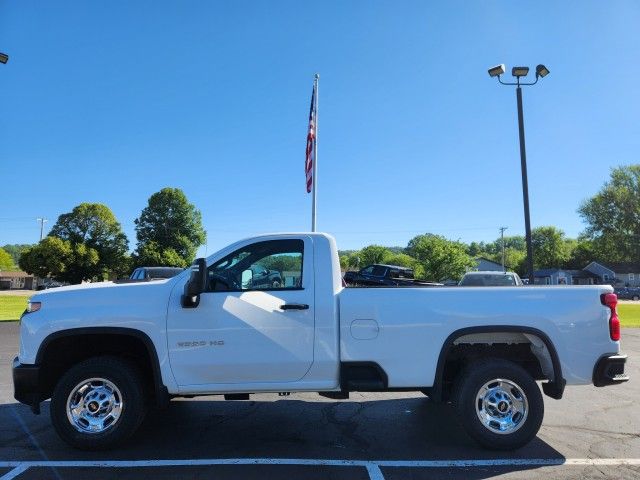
[13,233,628,451]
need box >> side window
[207,239,303,292]
[371,265,387,277]
[361,266,374,275]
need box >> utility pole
[499,226,508,272]
[37,218,48,241]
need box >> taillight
[601,293,620,341]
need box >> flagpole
[311,73,319,232]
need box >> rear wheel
[50,356,146,450]
[453,359,543,450]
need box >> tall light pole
[488,63,550,284]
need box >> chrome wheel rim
[475,378,528,435]
[66,377,123,434]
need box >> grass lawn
[0,295,29,321]
[619,303,640,328]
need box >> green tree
[134,188,206,267]
[0,247,16,271]
[339,254,350,270]
[500,248,527,275]
[531,226,571,270]
[383,252,417,268]
[348,253,364,269]
[1,244,32,267]
[356,245,392,266]
[578,165,640,263]
[469,235,527,274]
[564,238,595,269]
[20,237,72,279]
[467,241,487,257]
[49,203,129,279]
[406,233,474,281]
[19,237,100,283]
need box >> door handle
[280,303,309,310]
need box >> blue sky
[1,1,639,256]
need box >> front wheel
[50,356,146,450]
[453,359,543,450]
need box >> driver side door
[167,237,315,388]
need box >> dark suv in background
[343,264,441,287]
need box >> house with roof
[584,262,640,287]
[471,257,504,272]
[533,268,600,285]
[533,261,640,286]
[0,271,36,290]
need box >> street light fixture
[511,66,529,77]
[488,64,505,77]
[488,63,550,284]
[536,64,550,78]
[0,52,8,64]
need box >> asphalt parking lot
[0,321,638,479]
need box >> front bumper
[593,354,629,387]
[12,357,43,414]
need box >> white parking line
[366,464,385,480]
[1,457,639,480]
[0,465,27,480]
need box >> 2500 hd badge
[177,340,224,348]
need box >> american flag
[305,84,317,193]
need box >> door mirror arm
[182,258,207,308]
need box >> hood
[30,276,183,304]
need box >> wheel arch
[431,325,565,401]
[36,327,168,407]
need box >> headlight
[26,301,41,313]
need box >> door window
[371,265,387,277]
[207,240,303,292]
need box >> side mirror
[182,258,207,308]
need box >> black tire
[50,356,146,450]
[453,358,543,450]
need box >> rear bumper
[593,354,629,387]
[12,357,42,414]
